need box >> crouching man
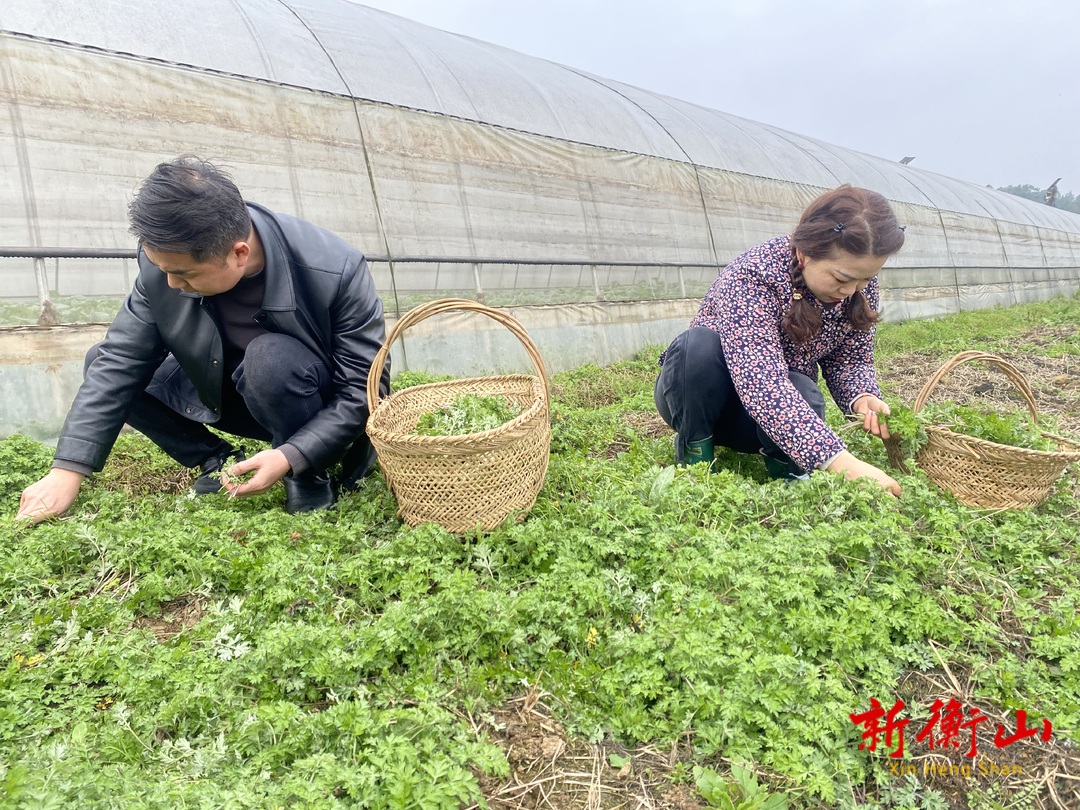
[18,155,389,521]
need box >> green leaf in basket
[413,394,523,437]
[881,403,927,458]
[883,401,1065,456]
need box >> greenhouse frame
[2,0,1079,439]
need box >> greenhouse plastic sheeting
[2,0,1079,326]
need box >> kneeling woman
[655,184,904,497]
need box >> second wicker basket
[365,299,551,532]
[884,350,1080,509]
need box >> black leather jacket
[55,204,388,473]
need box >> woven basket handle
[912,350,1039,423]
[367,298,550,411]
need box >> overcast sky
[353,0,1077,195]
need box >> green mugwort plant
[413,393,522,436]
[694,763,789,810]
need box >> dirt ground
[464,688,712,810]
[131,593,207,641]
[469,674,1079,810]
[878,326,1080,441]
[886,667,1080,810]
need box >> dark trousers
[88,333,375,482]
[654,327,825,474]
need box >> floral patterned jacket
[688,235,882,471]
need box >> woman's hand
[852,394,892,439]
[221,449,292,498]
[825,450,902,497]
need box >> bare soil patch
[467,688,708,810]
[624,410,675,440]
[132,593,207,642]
[598,411,674,458]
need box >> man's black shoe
[192,448,245,495]
[284,470,336,514]
[336,442,379,493]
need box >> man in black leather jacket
[17,156,389,521]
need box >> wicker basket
[365,299,551,532]
[884,351,1080,509]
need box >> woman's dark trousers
[653,327,825,475]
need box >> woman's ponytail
[782,253,823,344]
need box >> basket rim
[1044,430,1080,453]
[368,374,549,446]
[888,351,1080,470]
[367,298,550,412]
[922,423,1080,463]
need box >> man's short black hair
[128,155,251,261]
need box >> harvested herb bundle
[884,401,1061,457]
[413,394,522,437]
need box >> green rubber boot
[760,450,810,483]
[682,438,715,467]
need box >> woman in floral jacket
[655,185,905,496]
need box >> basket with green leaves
[365,299,550,532]
[883,351,1080,508]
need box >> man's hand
[220,449,292,498]
[825,450,902,497]
[852,394,892,440]
[16,469,86,525]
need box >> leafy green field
[2,296,1078,809]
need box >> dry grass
[462,686,709,810]
[880,353,1079,438]
[132,594,208,642]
